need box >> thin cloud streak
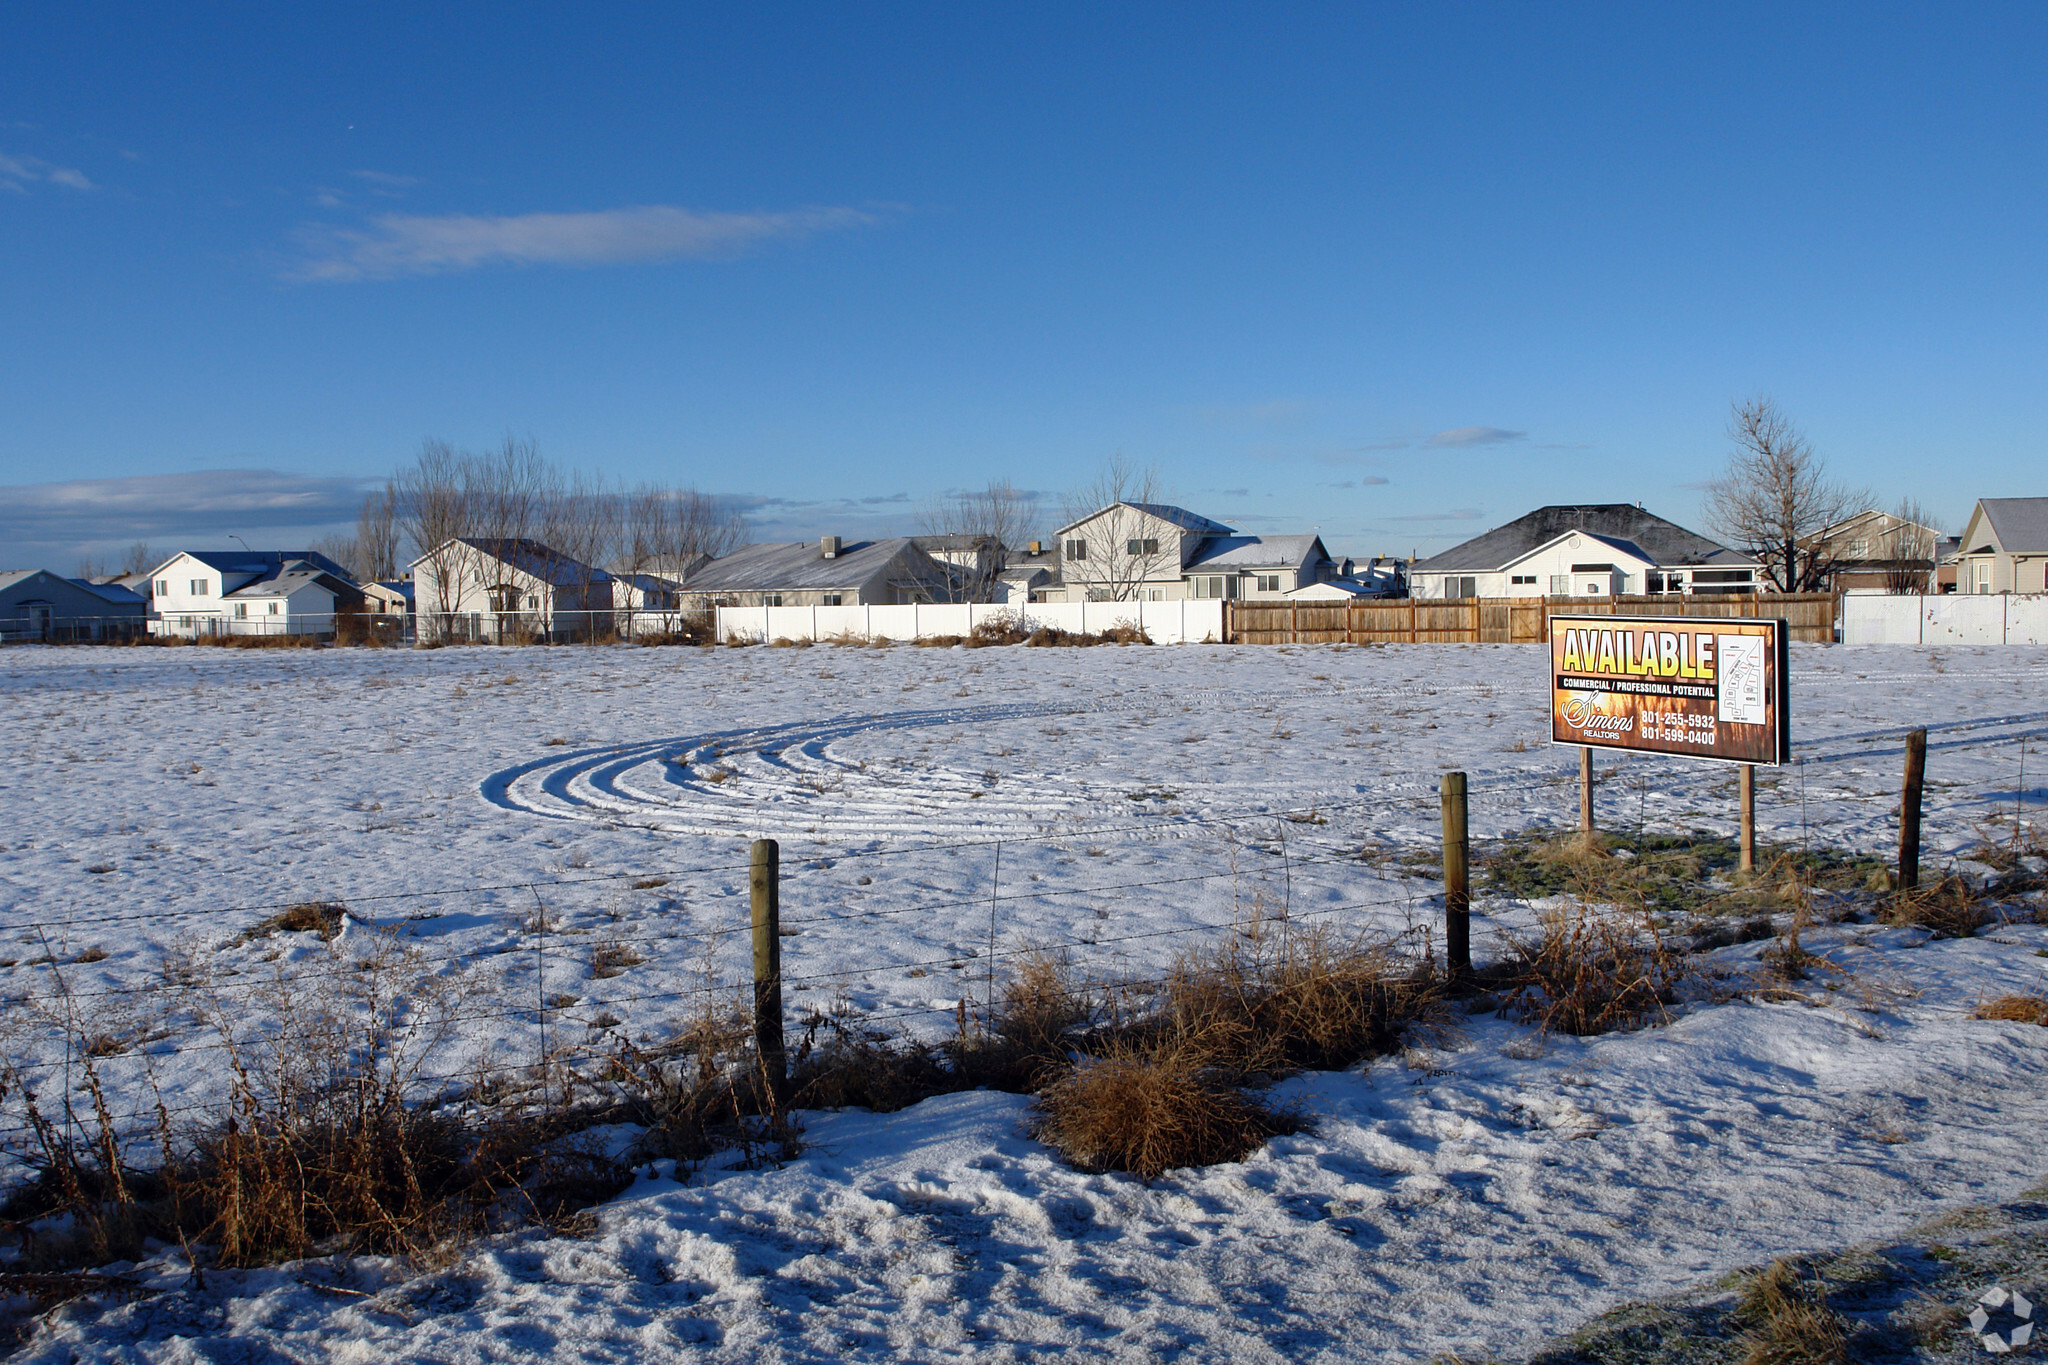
[290,203,883,281]
[1426,426,1525,447]
[0,151,93,193]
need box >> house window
[1549,574,1569,595]
[268,602,280,615]
[1848,539,1869,558]
[1510,574,1537,587]
[156,579,169,596]
[525,595,538,610]
[822,593,844,606]
[1255,574,1282,593]
[1445,576,1477,599]
[1189,576,1234,600]
[1064,539,1087,561]
[1126,538,1160,556]
[234,603,247,619]
[765,594,784,607]
[189,579,206,595]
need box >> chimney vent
[1028,541,1043,555]
[821,535,840,559]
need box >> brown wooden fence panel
[1221,593,1836,644]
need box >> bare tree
[121,542,156,577]
[356,482,400,582]
[917,479,1033,601]
[1057,456,1170,601]
[311,531,361,578]
[1703,398,1865,592]
[1884,497,1941,594]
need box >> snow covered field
[4,639,2047,1361]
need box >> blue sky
[4,3,2046,567]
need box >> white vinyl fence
[715,599,1227,646]
[1842,593,2048,645]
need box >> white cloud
[1426,426,1525,447]
[0,151,94,193]
[290,203,881,281]
[0,469,376,566]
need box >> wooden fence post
[1738,764,1755,874]
[1441,772,1470,980]
[1899,728,1926,890]
[750,838,787,1100]
[1579,747,1595,841]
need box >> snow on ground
[4,639,2047,1361]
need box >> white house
[1409,505,1759,600]
[1952,498,2048,595]
[409,538,614,643]
[1047,503,1338,601]
[147,550,361,637]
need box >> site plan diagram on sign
[1717,632,1767,725]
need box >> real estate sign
[1548,615,1789,766]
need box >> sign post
[1550,613,1790,849]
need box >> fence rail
[1225,594,1839,645]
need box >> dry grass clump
[1733,1259,1847,1365]
[1496,892,1685,1036]
[588,941,646,979]
[1972,993,2048,1025]
[230,901,347,946]
[1161,924,1443,1078]
[1030,1041,1294,1178]
[1879,875,1990,938]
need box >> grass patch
[1972,993,2048,1025]
[229,902,348,946]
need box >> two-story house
[1048,503,1335,601]
[148,550,361,637]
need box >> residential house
[1952,498,2048,594]
[1051,503,1237,600]
[0,570,150,641]
[1285,556,1407,601]
[147,550,362,637]
[1801,509,1948,593]
[675,537,954,609]
[409,538,614,642]
[362,580,413,618]
[1409,505,1760,600]
[1179,534,1336,602]
[1046,504,1338,601]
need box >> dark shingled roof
[1411,504,1747,573]
[1976,498,2048,554]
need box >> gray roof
[0,570,46,593]
[68,578,146,606]
[409,538,610,587]
[175,549,357,582]
[1975,498,2048,554]
[220,559,357,600]
[1055,502,1235,536]
[1183,534,1330,571]
[1411,505,1749,573]
[682,538,933,592]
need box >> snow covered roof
[1054,502,1235,537]
[221,561,356,600]
[67,578,146,606]
[0,570,44,592]
[682,538,933,592]
[173,549,357,581]
[1412,505,1750,573]
[1975,498,2048,553]
[408,538,611,587]
[1183,534,1329,571]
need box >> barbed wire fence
[3,722,2040,1180]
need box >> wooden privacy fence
[1224,594,1837,645]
